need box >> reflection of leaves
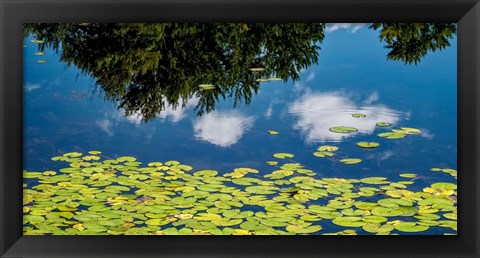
[24,23,325,122]
[370,23,456,64]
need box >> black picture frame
[1,0,479,257]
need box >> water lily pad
[267,77,282,81]
[399,127,422,134]
[362,216,388,223]
[193,170,218,177]
[394,222,429,232]
[376,122,392,127]
[317,145,339,152]
[399,173,417,178]
[329,126,358,134]
[360,177,390,185]
[313,151,334,158]
[377,132,406,139]
[63,152,82,158]
[199,84,215,90]
[332,217,366,227]
[240,221,269,231]
[356,142,380,149]
[371,207,404,217]
[352,113,366,118]
[273,153,294,159]
[362,223,394,233]
[340,158,362,165]
[431,182,457,190]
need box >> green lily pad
[267,77,282,81]
[371,207,404,217]
[240,221,269,231]
[273,153,294,159]
[286,225,322,234]
[360,177,390,185]
[193,170,218,177]
[313,151,335,158]
[352,113,366,118]
[332,217,366,227]
[356,142,380,149]
[340,158,362,165]
[399,173,417,178]
[394,222,429,232]
[362,223,394,233]
[399,127,422,134]
[199,84,216,90]
[377,132,406,139]
[376,122,392,127]
[431,182,457,190]
[267,130,279,135]
[317,145,339,152]
[329,126,358,134]
[377,198,413,208]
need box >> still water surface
[23,23,457,235]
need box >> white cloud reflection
[289,91,405,143]
[115,97,199,124]
[326,23,367,33]
[25,83,41,92]
[157,97,199,123]
[193,111,254,147]
[95,119,114,136]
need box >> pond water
[23,23,457,235]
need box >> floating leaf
[364,223,394,233]
[317,145,338,152]
[356,142,380,149]
[394,222,429,232]
[431,182,457,190]
[273,153,294,159]
[376,122,391,127]
[399,173,417,178]
[266,161,278,166]
[63,152,82,158]
[332,217,366,227]
[399,127,422,134]
[313,151,334,158]
[360,177,390,185]
[340,158,362,165]
[352,113,366,118]
[329,126,358,134]
[199,84,215,90]
[377,132,406,139]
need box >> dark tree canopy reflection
[24,23,325,121]
[24,23,456,122]
[370,23,457,64]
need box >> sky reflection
[289,91,405,143]
[193,111,254,147]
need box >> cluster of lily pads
[23,147,457,235]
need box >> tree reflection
[24,23,455,122]
[369,23,456,64]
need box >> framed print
[1,0,479,257]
